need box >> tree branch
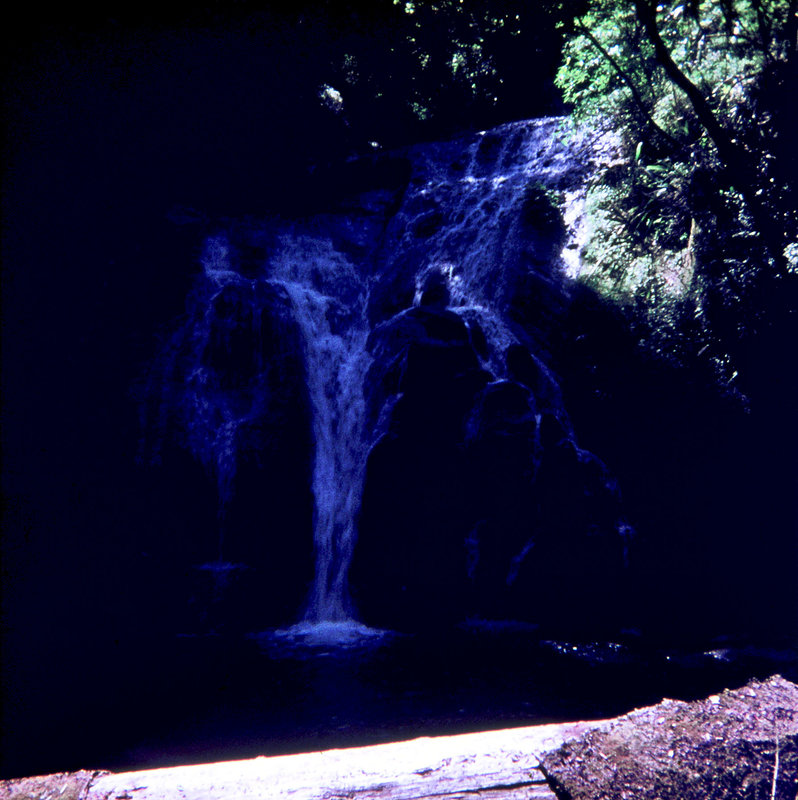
[749,0,775,66]
[632,0,744,172]
[632,0,791,274]
[574,20,682,150]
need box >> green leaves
[556,0,798,384]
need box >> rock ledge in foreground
[541,674,798,800]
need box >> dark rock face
[142,276,316,630]
[355,306,490,628]
[353,298,628,633]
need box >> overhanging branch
[632,0,744,172]
[575,20,683,150]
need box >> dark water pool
[3,620,796,779]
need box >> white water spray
[268,234,373,622]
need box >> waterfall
[266,233,373,622]
[146,117,629,640]
[384,119,588,304]
[148,228,376,632]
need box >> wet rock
[355,288,631,632]
[199,281,302,390]
[354,429,475,630]
[469,379,537,432]
[506,436,629,637]
[300,154,411,217]
[459,381,539,619]
[417,266,451,307]
[411,209,446,239]
[505,343,564,414]
[365,306,483,432]
[144,275,316,628]
[366,305,464,356]
[356,307,491,629]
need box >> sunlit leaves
[557,0,797,381]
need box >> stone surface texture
[542,674,798,800]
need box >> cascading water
[145,117,629,640]
[266,234,373,624]
[196,229,376,634]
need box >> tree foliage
[312,0,575,147]
[556,0,798,389]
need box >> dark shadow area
[3,626,797,779]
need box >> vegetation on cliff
[555,0,798,395]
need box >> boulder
[355,297,631,632]
[364,306,485,434]
[355,306,490,629]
